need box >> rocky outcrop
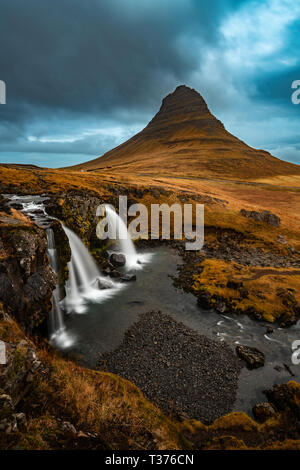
[49,219,71,288]
[46,190,103,247]
[0,330,42,436]
[252,402,276,422]
[0,214,56,332]
[0,339,42,406]
[240,209,280,227]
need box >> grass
[2,300,300,449]
[191,258,300,323]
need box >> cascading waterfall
[104,205,139,269]
[4,194,150,349]
[62,225,121,314]
[46,228,73,349]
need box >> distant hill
[69,85,300,180]
[0,163,44,170]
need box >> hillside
[69,85,300,181]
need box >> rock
[91,278,112,290]
[236,345,265,369]
[9,203,23,210]
[15,412,27,431]
[0,394,14,415]
[46,191,103,246]
[227,280,243,289]
[62,421,77,436]
[240,209,280,227]
[277,234,287,244]
[197,291,212,310]
[102,267,111,276]
[0,222,56,332]
[264,382,300,418]
[110,253,126,267]
[252,402,276,422]
[120,274,137,282]
[0,274,14,306]
[0,340,43,406]
[266,327,273,335]
[0,415,18,434]
[110,270,120,278]
[176,411,190,422]
[214,300,226,313]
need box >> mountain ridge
[68,85,300,180]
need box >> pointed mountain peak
[161,85,210,112]
[147,84,217,128]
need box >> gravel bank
[98,311,242,423]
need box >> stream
[4,194,300,417]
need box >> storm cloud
[0,0,299,167]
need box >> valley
[1,86,300,450]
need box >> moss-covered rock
[0,215,56,332]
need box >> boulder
[197,291,212,310]
[110,270,120,278]
[214,299,226,313]
[102,267,111,276]
[120,274,137,282]
[236,345,265,369]
[252,402,276,422]
[91,278,112,290]
[110,253,126,267]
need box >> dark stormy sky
[0,0,299,167]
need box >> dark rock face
[236,345,265,369]
[110,253,126,267]
[0,339,42,406]
[252,402,276,422]
[0,338,42,435]
[49,219,71,288]
[0,221,56,332]
[240,209,280,227]
[46,191,103,247]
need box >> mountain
[70,85,300,180]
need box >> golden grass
[192,258,300,322]
[23,347,184,450]
[2,307,300,450]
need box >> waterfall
[104,205,139,269]
[46,228,73,349]
[63,226,100,288]
[62,225,121,314]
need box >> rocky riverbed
[98,311,242,423]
